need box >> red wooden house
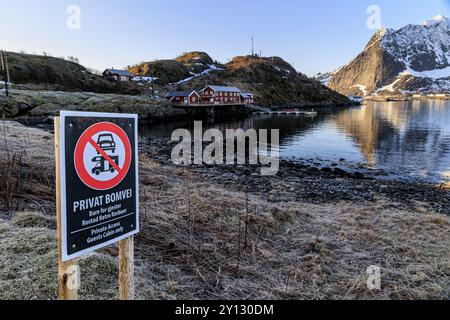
[199,85,242,104]
[240,92,255,104]
[165,90,200,105]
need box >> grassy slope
[3,52,144,95]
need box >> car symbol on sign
[96,134,116,153]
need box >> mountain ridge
[2,50,352,107]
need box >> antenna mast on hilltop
[251,36,255,56]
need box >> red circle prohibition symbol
[74,122,132,191]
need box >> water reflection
[141,101,450,183]
[329,101,450,182]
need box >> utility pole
[151,65,155,98]
[0,51,4,76]
[5,52,10,97]
[1,51,10,97]
[1,51,5,96]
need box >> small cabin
[165,90,200,105]
[199,85,242,104]
[102,69,134,82]
[240,92,254,105]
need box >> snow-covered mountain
[327,15,450,96]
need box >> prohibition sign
[74,122,132,190]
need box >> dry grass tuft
[0,218,58,299]
[0,121,55,216]
[11,211,56,229]
[0,217,126,300]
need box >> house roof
[104,69,134,77]
[165,90,199,98]
[202,85,242,93]
[240,92,254,98]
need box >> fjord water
[142,100,450,183]
[267,100,450,183]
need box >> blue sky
[2,0,450,75]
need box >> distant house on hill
[165,90,200,105]
[199,85,242,104]
[102,69,134,82]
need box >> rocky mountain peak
[422,15,450,27]
[327,15,450,96]
[380,14,450,72]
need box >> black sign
[60,111,139,261]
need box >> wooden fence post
[119,236,135,300]
[55,117,79,300]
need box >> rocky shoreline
[141,136,450,216]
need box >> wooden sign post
[119,237,135,300]
[55,117,79,300]
[55,111,139,300]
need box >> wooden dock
[171,103,318,117]
[253,110,317,116]
[173,103,246,109]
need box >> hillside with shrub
[2,52,145,95]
